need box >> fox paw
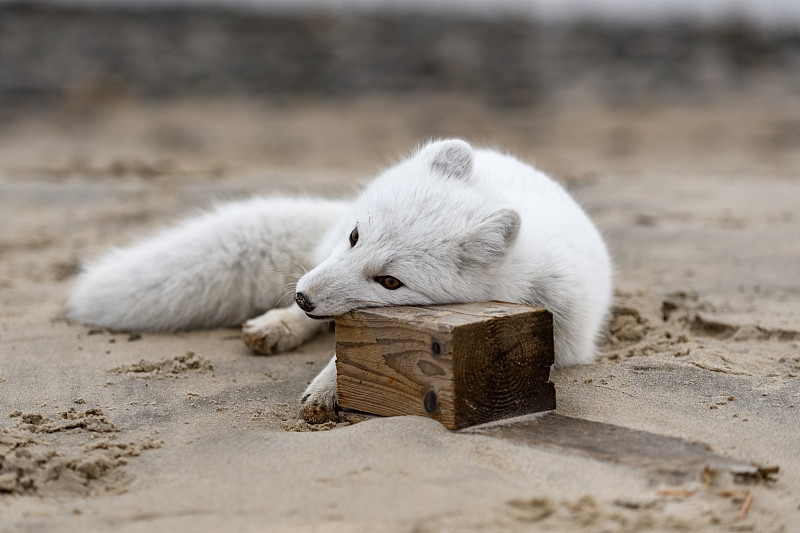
[299,362,339,424]
[242,309,306,354]
[300,392,339,424]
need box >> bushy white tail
[64,197,346,331]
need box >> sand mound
[110,351,214,378]
[1,408,161,496]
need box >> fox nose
[294,292,315,312]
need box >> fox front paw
[242,309,309,355]
[300,391,339,424]
[299,361,339,424]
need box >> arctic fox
[65,139,612,423]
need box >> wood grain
[335,302,556,429]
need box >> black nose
[294,292,315,312]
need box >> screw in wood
[423,389,438,414]
[431,340,441,356]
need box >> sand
[1,93,799,532]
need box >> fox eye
[375,276,403,290]
[349,227,359,247]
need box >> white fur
[65,197,348,331]
[65,140,612,422]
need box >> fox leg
[242,304,330,355]
[299,355,339,423]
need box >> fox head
[294,139,521,318]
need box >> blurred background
[1,0,799,184]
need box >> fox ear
[424,139,473,179]
[458,209,521,266]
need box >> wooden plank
[466,413,774,482]
[335,302,556,430]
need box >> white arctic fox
[65,139,612,422]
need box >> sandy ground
[1,93,799,532]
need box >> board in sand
[466,413,777,483]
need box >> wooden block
[335,301,556,430]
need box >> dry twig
[736,490,754,520]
